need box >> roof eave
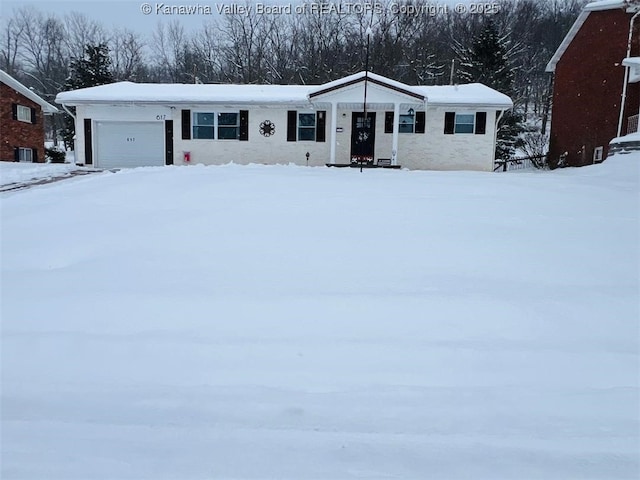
[309,74,425,101]
[545,11,591,73]
[431,101,513,109]
[1,71,60,113]
[55,98,313,106]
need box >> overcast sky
[2,0,476,35]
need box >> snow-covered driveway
[1,158,638,479]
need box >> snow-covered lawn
[0,161,81,187]
[1,156,638,479]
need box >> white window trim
[297,111,316,141]
[454,112,475,134]
[593,146,604,163]
[217,111,240,140]
[399,114,415,134]
[18,147,33,162]
[192,110,240,140]
[17,105,32,123]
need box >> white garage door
[95,121,164,168]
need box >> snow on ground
[1,154,638,479]
[0,161,80,186]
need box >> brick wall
[548,8,640,168]
[0,82,46,162]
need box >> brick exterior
[0,82,46,163]
[548,8,640,168]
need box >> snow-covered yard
[1,156,638,479]
[0,162,80,187]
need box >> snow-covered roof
[546,0,640,72]
[56,73,512,109]
[56,82,313,106]
[417,84,512,107]
[0,70,59,113]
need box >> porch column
[329,101,338,164]
[391,102,401,165]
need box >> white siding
[74,103,500,171]
[174,107,330,167]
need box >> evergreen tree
[455,20,524,160]
[61,43,114,150]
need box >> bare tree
[110,28,147,81]
[0,16,25,74]
[14,7,67,94]
[64,11,108,61]
[150,20,191,82]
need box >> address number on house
[155,114,167,120]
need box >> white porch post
[391,102,401,165]
[330,101,338,165]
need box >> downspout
[60,102,78,164]
[617,9,640,138]
[494,108,506,171]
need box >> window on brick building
[15,147,34,162]
[17,105,32,123]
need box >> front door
[351,112,376,164]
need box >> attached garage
[94,121,164,169]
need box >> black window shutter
[316,110,326,142]
[84,118,93,165]
[14,147,19,162]
[444,112,455,135]
[475,112,487,135]
[33,148,38,163]
[415,111,425,134]
[165,120,174,165]
[31,107,37,124]
[239,110,249,141]
[384,112,394,133]
[287,110,297,142]
[181,109,191,140]
[12,104,17,120]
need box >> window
[287,111,325,142]
[593,146,604,163]
[218,112,239,140]
[18,147,33,162]
[298,113,316,141]
[454,114,475,134]
[445,112,487,135]
[17,105,32,123]
[385,111,425,134]
[193,112,215,139]
[399,114,415,133]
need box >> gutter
[59,102,77,164]
[59,102,75,120]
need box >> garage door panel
[95,121,164,168]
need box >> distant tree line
[1,0,586,158]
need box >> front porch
[326,160,402,169]
[307,72,426,167]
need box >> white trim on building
[546,0,640,73]
[0,70,59,114]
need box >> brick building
[546,0,640,167]
[1,70,59,163]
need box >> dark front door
[351,112,376,164]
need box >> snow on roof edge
[0,70,59,113]
[56,78,512,108]
[546,0,639,73]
